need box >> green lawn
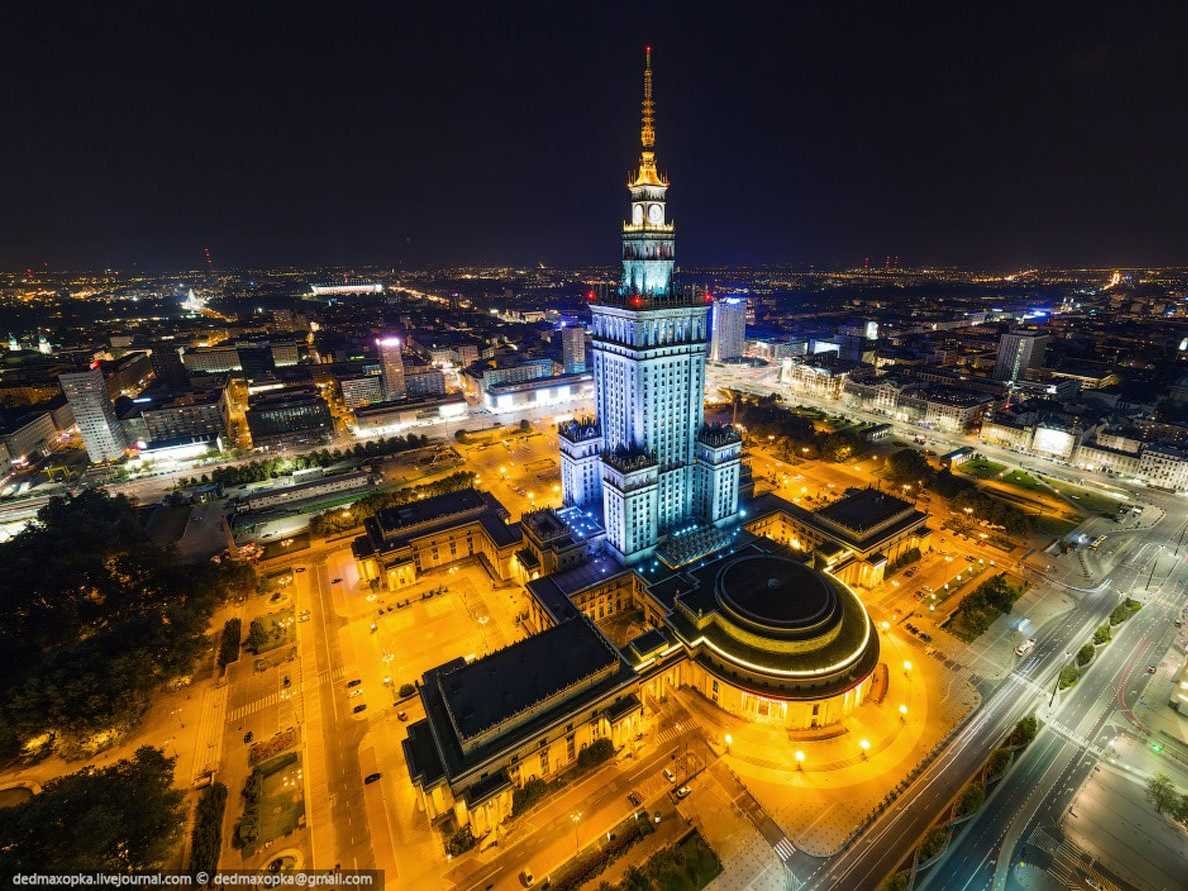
[257,753,304,846]
[1033,516,1079,538]
[1044,479,1124,516]
[252,608,294,654]
[962,456,1007,480]
[999,469,1045,492]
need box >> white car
[663,767,676,783]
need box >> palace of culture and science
[559,46,742,564]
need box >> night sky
[4,2,1187,271]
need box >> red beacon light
[630,294,644,308]
[586,289,597,302]
[704,291,714,303]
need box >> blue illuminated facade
[559,47,740,564]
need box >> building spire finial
[641,45,655,149]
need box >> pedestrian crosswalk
[655,718,688,745]
[773,836,797,862]
[225,665,346,724]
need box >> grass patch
[1044,478,1123,516]
[1033,515,1079,538]
[605,829,723,891]
[246,608,294,654]
[945,574,1023,642]
[962,456,1006,480]
[234,751,304,855]
[999,469,1045,492]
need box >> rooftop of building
[437,616,620,741]
[353,487,522,559]
[814,488,916,534]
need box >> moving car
[519,870,534,887]
[663,767,676,783]
[627,791,642,807]
[1014,638,1037,657]
[676,785,691,799]
[364,773,382,785]
[353,703,367,714]
[347,679,362,688]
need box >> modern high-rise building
[560,323,586,373]
[993,330,1049,382]
[59,366,127,463]
[377,336,406,401]
[710,297,746,361]
[559,47,740,564]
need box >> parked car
[347,679,362,688]
[627,791,642,807]
[663,768,676,783]
[364,773,382,785]
[519,870,534,887]
[397,710,408,722]
[676,785,692,799]
[353,704,367,714]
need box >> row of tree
[175,433,434,489]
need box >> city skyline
[3,4,1188,272]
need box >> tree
[1007,715,1039,748]
[189,782,228,881]
[0,747,184,873]
[218,618,242,668]
[0,491,242,759]
[245,619,269,653]
[1146,773,1178,815]
[1076,643,1095,667]
[1093,623,1111,645]
[1058,664,1080,689]
[885,448,933,485]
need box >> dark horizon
[4,2,1187,272]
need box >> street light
[903,659,912,674]
[570,811,582,855]
[794,750,805,769]
[898,704,909,721]
[859,738,871,758]
[880,620,890,632]
[724,733,733,753]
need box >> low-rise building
[245,387,332,450]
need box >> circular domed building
[646,540,881,729]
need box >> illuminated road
[705,363,1188,889]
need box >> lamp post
[724,733,733,754]
[794,750,805,770]
[570,811,582,856]
[898,704,909,722]
[859,738,871,759]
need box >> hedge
[189,781,228,882]
[217,618,242,668]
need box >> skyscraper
[59,366,127,462]
[993,331,1049,382]
[559,47,740,564]
[377,336,406,401]
[560,323,586,373]
[710,297,746,361]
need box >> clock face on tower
[632,204,643,226]
[648,203,663,224]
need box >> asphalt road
[923,533,1188,891]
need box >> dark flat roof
[437,617,618,741]
[814,489,913,533]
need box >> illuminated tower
[560,47,739,564]
[59,366,127,463]
[377,336,406,401]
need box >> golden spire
[631,45,667,188]
[641,45,655,149]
